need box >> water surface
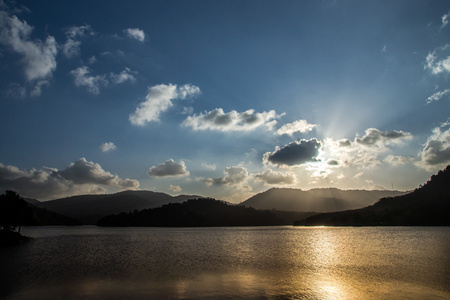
[1,226,449,299]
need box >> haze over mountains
[241,188,407,212]
[26,187,408,225]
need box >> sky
[0,0,449,203]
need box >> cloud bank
[0,158,139,200]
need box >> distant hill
[36,190,202,224]
[240,188,407,212]
[97,198,315,227]
[298,165,450,226]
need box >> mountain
[298,165,450,226]
[97,198,315,227]
[240,188,407,212]
[36,190,202,224]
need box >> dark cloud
[327,160,339,166]
[263,139,321,167]
[419,127,450,168]
[148,159,190,177]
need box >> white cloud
[62,25,93,58]
[383,155,414,166]
[276,119,317,136]
[320,128,413,169]
[124,28,145,42]
[110,68,136,84]
[254,169,296,185]
[0,158,139,200]
[70,66,108,94]
[183,108,281,132]
[168,184,182,193]
[205,166,249,186]
[129,84,201,126]
[148,159,190,177]
[0,11,57,93]
[425,47,450,75]
[100,142,117,152]
[202,162,216,170]
[418,125,450,171]
[442,11,450,28]
[426,89,450,104]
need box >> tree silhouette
[0,191,31,232]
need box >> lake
[1,226,449,299]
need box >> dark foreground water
[1,226,449,299]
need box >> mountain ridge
[240,187,407,212]
[298,165,450,226]
[34,190,202,224]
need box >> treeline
[0,191,81,230]
[98,198,315,227]
[297,165,450,226]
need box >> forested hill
[97,198,315,227]
[36,190,201,224]
[298,165,450,226]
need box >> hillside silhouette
[297,165,450,226]
[97,198,315,227]
[34,190,201,224]
[241,188,406,212]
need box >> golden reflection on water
[4,226,450,300]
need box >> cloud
[355,128,412,147]
[168,184,182,193]
[124,28,145,42]
[129,84,200,126]
[148,159,190,177]
[202,162,216,170]
[70,66,108,94]
[0,11,57,93]
[110,68,136,84]
[205,166,249,186]
[383,155,414,166]
[0,158,139,200]
[263,139,322,167]
[276,119,317,136]
[254,169,296,185]
[183,108,281,132]
[62,25,93,58]
[425,46,450,75]
[100,142,117,152]
[321,128,413,169]
[418,125,450,170]
[442,11,450,28]
[426,89,450,104]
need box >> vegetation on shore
[296,165,450,226]
[98,198,315,227]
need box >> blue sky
[1,0,449,202]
